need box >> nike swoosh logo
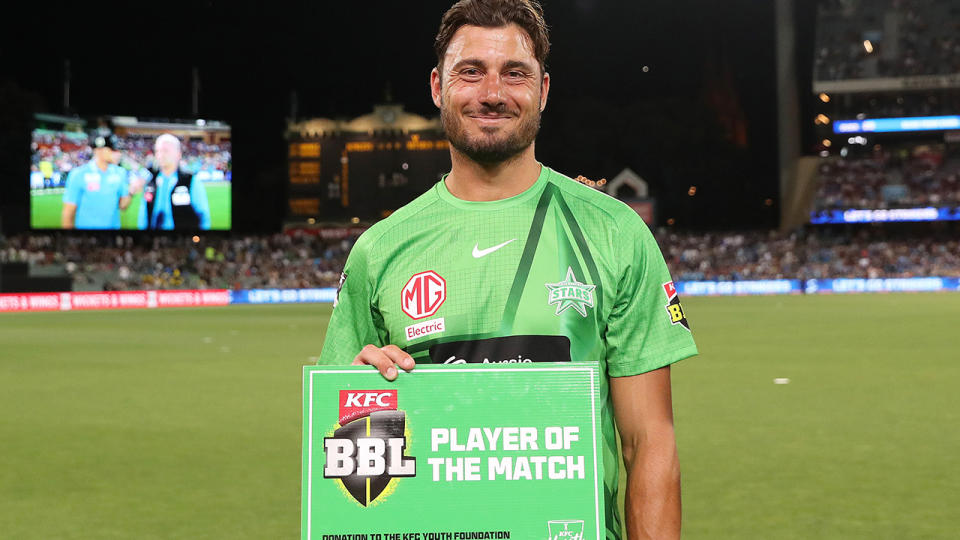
[472,239,517,258]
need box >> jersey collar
[435,163,550,211]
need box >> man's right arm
[317,237,416,379]
[61,170,81,229]
[61,203,77,229]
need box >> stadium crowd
[2,227,958,291]
[661,229,960,281]
[815,143,960,210]
[833,92,960,119]
[815,0,960,80]
[0,232,350,291]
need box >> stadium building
[2,3,960,539]
[286,103,451,222]
[805,0,960,227]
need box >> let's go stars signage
[302,363,604,540]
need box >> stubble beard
[441,98,541,165]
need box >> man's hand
[352,344,416,381]
[128,177,145,195]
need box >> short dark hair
[434,0,550,75]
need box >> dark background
[0,0,819,233]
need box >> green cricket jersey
[319,164,698,539]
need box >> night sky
[1,0,809,233]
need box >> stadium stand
[813,142,960,210]
[809,0,960,218]
[0,232,350,291]
[2,228,957,292]
[835,92,960,118]
[814,0,960,81]
[662,229,960,281]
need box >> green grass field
[30,182,232,230]
[1,294,958,539]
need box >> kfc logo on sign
[401,270,446,319]
[339,390,398,425]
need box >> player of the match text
[428,426,586,481]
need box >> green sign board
[302,363,604,540]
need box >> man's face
[93,147,118,164]
[431,24,549,164]
[155,139,181,169]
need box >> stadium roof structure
[111,116,231,132]
[288,104,441,137]
[34,113,87,126]
[607,168,649,199]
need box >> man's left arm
[191,176,212,230]
[611,366,680,540]
[118,169,132,211]
[604,211,697,539]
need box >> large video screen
[30,115,231,230]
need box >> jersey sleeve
[604,216,698,377]
[63,168,82,205]
[318,235,385,365]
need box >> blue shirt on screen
[62,160,130,229]
[137,170,212,230]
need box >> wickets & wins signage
[302,363,603,540]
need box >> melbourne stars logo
[545,267,596,317]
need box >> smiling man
[318,1,697,538]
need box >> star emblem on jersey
[545,267,595,317]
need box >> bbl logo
[323,390,416,506]
[662,281,690,331]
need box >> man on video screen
[61,133,133,229]
[138,133,212,230]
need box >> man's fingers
[381,345,416,372]
[351,345,415,380]
[352,345,398,380]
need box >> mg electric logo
[401,270,446,320]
